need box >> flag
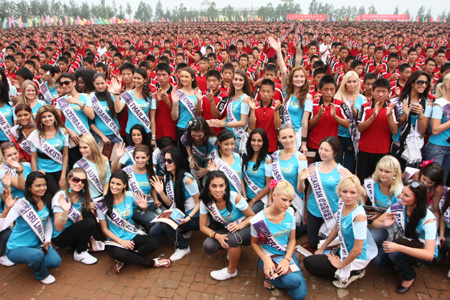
[438,17,441,22]
[184,16,186,22]
[76,16,80,25]
[3,19,7,29]
[65,16,68,25]
[59,19,63,26]
[70,17,74,25]
[430,17,434,22]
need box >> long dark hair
[0,68,10,95]
[242,128,269,171]
[164,147,190,213]
[217,129,235,158]
[419,162,444,188]
[399,70,432,102]
[200,170,232,212]
[319,136,342,162]
[24,171,52,212]
[130,124,152,149]
[104,170,128,216]
[134,68,152,103]
[133,145,155,181]
[442,188,450,215]
[229,69,253,98]
[0,81,9,106]
[14,103,33,143]
[93,72,117,119]
[404,181,428,239]
[179,67,198,89]
[185,117,216,154]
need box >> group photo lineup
[0,1,449,298]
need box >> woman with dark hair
[112,124,153,172]
[299,136,349,249]
[171,67,202,145]
[149,147,200,261]
[55,72,95,169]
[38,64,58,104]
[182,117,218,183]
[0,172,61,284]
[242,128,273,213]
[372,181,438,293]
[199,171,255,280]
[89,72,122,150]
[0,68,17,102]
[51,168,98,265]
[112,68,155,145]
[11,104,34,162]
[0,80,14,144]
[439,187,450,277]
[74,69,96,94]
[28,105,69,196]
[391,70,433,170]
[96,170,171,273]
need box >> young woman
[304,175,378,288]
[0,142,30,199]
[0,172,61,284]
[28,105,69,196]
[299,136,348,249]
[0,172,14,266]
[171,67,202,144]
[424,73,450,183]
[38,64,58,105]
[392,71,433,170]
[112,68,155,145]
[51,168,98,265]
[199,171,255,280]
[250,180,307,299]
[55,73,95,169]
[122,145,161,227]
[11,104,35,162]
[208,69,252,154]
[149,147,200,261]
[112,124,153,171]
[74,69,96,94]
[372,181,438,293]
[182,117,218,184]
[74,135,111,199]
[269,37,312,153]
[208,130,242,194]
[89,72,122,150]
[334,71,366,172]
[242,128,272,213]
[439,187,450,277]
[0,81,14,144]
[97,170,171,273]
[17,80,45,118]
[272,124,308,228]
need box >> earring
[68,188,72,193]
[30,122,35,128]
[392,176,396,180]
[17,124,23,129]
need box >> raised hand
[268,37,281,52]
[150,176,164,194]
[207,160,218,172]
[383,212,396,227]
[136,193,148,210]
[108,77,122,94]
[58,193,72,212]
[115,142,126,158]
[171,89,179,106]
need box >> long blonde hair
[19,80,39,105]
[335,71,361,100]
[79,135,108,183]
[372,155,403,198]
[436,73,450,99]
[285,66,310,107]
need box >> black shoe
[397,279,414,294]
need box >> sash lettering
[390,202,405,235]
[39,81,54,105]
[214,157,242,194]
[11,126,31,154]
[95,198,145,235]
[177,90,196,119]
[364,178,375,205]
[243,170,268,205]
[205,201,244,225]
[335,199,349,260]
[76,158,104,194]
[251,218,287,252]
[181,134,217,160]
[226,97,247,139]
[123,166,154,202]
[14,198,46,242]
[91,95,123,142]
[0,111,12,141]
[57,97,91,135]
[27,129,64,164]
[120,91,152,133]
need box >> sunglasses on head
[415,80,429,86]
[407,180,421,188]
[60,80,72,86]
[71,177,87,184]
[1,141,15,149]
[165,159,173,165]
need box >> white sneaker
[169,247,191,261]
[332,269,366,289]
[0,255,15,267]
[183,231,192,239]
[40,274,56,284]
[210,267,238,281]
[74,250,98,265]
[447,269,450,278]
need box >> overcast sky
[114,0,447,18]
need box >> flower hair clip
[269,179,278,190]
[420,159,434,168]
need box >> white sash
[122,166,154,203]
[120,91,152,133]
[390,202,405,235]
[435,98,450,120]
[439,187,450,226]
[11,126,31,154]
[165,177,175,202]
[282,95,293,124]
[51,193,81,223]
[364,178,375,205]
[95,198,145,235]
[39,81,53,105]
[181,134,217,160]
[27,129,64,164]
[125,146,136,164]
[243,168,268,205]
[177,90,196,119]
[76,158,103,194]
[336,200,349,259]
[251,217,287,252]
[0,163,17,177]
[91,95,123,142]
[153,148,165,172]
[307,162,336,237]
[57,96,91,135]
[205,201,245,225]
[340,100,360,155]
[0,111,12,141]
[214,156,242,194]
[226,97,249,153]
[271,151,304,224]
[404,167,419,182]
[14,198,46,243]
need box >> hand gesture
[263,256,277,279]
[215,233,229,249]
[410,102,423,116]
[3,189,17,209]
[226,222,241,233]
[330,103,337,118]
[247,99,256,111]
[115,142,126,158]
[2,170,12,187]
[372,102,381,117]
[108,77,121,94]
[207,160,218,172]
[386,103,395,117]
[189,158,199,170]
[300,143,308,155]
[299,167,311,181]
[268,37,281,52]
[171,89,179,106]
[338,167,352,177]
[206,90,214,102]
[196,167,208,178]
[394,87,401,96]
[58,193,71,212]
[276,257,290,276]
[69,132,80,146]
[318,104,326,117]
[389,74,399,81]
[326,253,342,269]
[195,88,203,101]
[383,212,396,227]
[150,176,164,194]
[101,135,111,146]
[136,193,148,210]
[273,100,282,111]
[6,158,22,172]
[402,100,411,117]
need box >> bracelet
[301,137,307,142]
[114,93,120,96]
[16,168,24,175]
[59,214,68,222]
[209,231,215,238]
[213,232,217,239]
[418,117,425,120]
[80,104,86,110]
[224,121,227,127]
[283,257,290,263]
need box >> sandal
[154,257,173,268]
[264,278,275,290]
[115,260,124,274]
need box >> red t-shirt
[254,101,279,152]
[201,89,228,135]
[155,85,177,141]
[196,72,207,93]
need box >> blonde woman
[334,71,366,172]
[17,80,45,119]
[304,175,377,288]
[74,135,111,199]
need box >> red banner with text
[286,14,327,21]
[359,14,409,21]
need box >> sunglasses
[415,80,430,86]
[71,177,87,184]
[60,80,72,86]
[407,180,421,188]
[1,141,15,149]
[164,159,173,165]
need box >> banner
[286,14,327,21]
[359,14,409,21]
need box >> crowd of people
[0,20,449,299]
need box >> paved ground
[1,231,449,300]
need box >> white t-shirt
[319,43,331,63]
